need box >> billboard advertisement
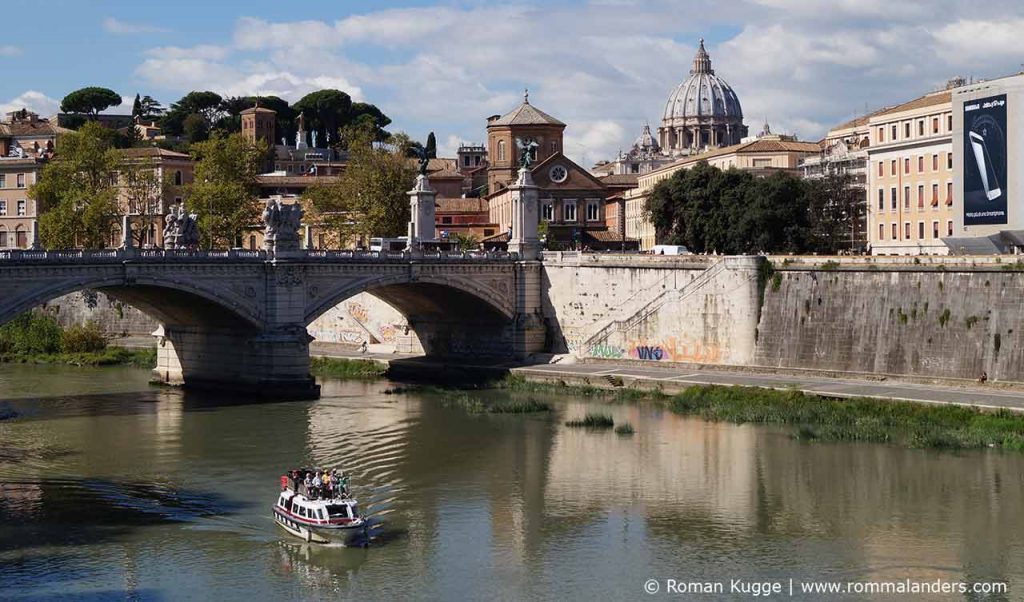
[963,94,1008,225]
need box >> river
[0,363,1021,600]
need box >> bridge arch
[0,274,263,331]
[305,272,517,359]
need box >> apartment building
[866,84,958,255]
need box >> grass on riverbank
[440,392,551,414]
[671,385,1024,450]
[310,357,388,379]
[0,347,156,368]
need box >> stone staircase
[581,259,728,352]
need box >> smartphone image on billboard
[970,130,1002,201]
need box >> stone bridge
[0,248,544,398]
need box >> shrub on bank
[310,357,388,379]
[565,413,615,429]
[61,321,108,353]
[0,311,63,355]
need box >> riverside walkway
[308,344,1024,412]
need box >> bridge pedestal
[153,325,320,400]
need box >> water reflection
[0,365,1021,600]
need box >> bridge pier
[153,325,319,400]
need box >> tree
[450,232,479,251]
[425,132,437,159]
[183,113,209,144]
[349,102,392,142]
[303,124,415,246]
[136,95,164,120]
[131,93,142,119]
[120,156,168,247]
[185,133,265,249]
[293,90,352,143]
[805,172,865,253]
[160,91,223,136]
[646,161,814,254]
[60,87,123,118]
[33,122,122,248]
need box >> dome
[631,123,660,153]
[662,39,743,123]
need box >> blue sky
[5,0,1024,163]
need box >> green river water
[0,363,1021,600]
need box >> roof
[241,106,277,115]
[436,198,488,213]
[870,91,951,120]
[256,175,341,186]
[682,137,820,163]
[598,174,639,187]
[489,96,565,127]
[2,120,68,138]
[119,147,191,160]
[829,106,891,133]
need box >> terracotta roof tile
[870,91,951,120]
[489,101,564,127]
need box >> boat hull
[273,507,367,546]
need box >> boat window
[325,504,350,519]
[297,506,306,518]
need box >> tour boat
[273,473,368,546]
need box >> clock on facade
[548,165,568,183]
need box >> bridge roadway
[0,247,543,399]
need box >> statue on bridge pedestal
[162,204,200,250]
[263,199,303,253]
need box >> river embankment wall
[754,256,1024,382]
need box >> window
[890,159,896,176]
[318,234,325,249]
[877,127,884,143]
[904,122,911,138]
[931,184,939,206]
[174,170,183,186]
[16,200,25,216]
[932,221,939,239]
[918,222,925,239]
[0,174,5,188]
[904,158,910,174]
[564,200,577,222]
[932,117,939,134]
[890,124,897,140]
[918,156,924,172]
[174,196,182,205]
[497,140,506,162]
[877,189,884,210]
[542,201,553,221]
[15,226,25,248]
[947,152,953,170]
[0,228,6,247]
[947,115,953,131]
[917,185,924,208]
[249,234,256,250]
[441,216,452,224]
[891,223,897,239]
[947,220,953,236]
[946,182,953,206]
[586,200,600,221]
[932,154,938,171]
[918,120,924,136]
[904,222,911,239]
[463,155,470,167]
[484,228,494,236]
[878,161,884,177]
[550,141,557,154]
[903,186,910,209]
[890,187,897,210]
[0,200,5,216]
[16,173,25,188]
[879,223,885,240]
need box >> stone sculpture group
[263,199,304,253]
[162,204,200,250]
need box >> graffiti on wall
[583,335,722,363]
[347,301,369,324]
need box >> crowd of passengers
[288,468,350,500]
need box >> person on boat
[338,472,350,497]
[323,470,333,497]
[312,472,323,499]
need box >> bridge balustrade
[0,248,521,263]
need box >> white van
[651,245,689,255]
[369,237,408,252]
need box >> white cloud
[103,17,168,34]
[0,45,20,57]
[0,91,60,116]
[128,2,1024,163]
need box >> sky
[4,0,1024,165]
